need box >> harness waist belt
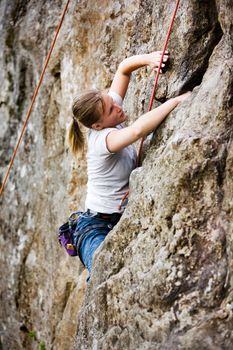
[87,209,121,219]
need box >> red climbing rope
[119,0,181,209]
[0,0,70,196]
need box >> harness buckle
[66,243,76,251]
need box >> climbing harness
[58,211,117,265]
[58,211,82,257]
[119,0,181,210]
[0,0,70,196]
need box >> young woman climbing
[67,51,191,280]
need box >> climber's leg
[74,211,121,280]
[80,230,109,274]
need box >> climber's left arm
[110,51,169,100]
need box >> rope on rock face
[0,0,71,196]
[119,0,181,210]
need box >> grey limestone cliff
[0,1,232,350]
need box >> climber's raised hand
[145,51,169,72]
[110,51,170,100]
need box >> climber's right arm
[110,51,169,100]
[106,92,191,153]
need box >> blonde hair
[67,89,104,155]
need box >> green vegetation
[26,330,46,349]
[39,341,46,350]
[28,330,36,339]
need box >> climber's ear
[91,122,103,130]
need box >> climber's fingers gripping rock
[146,51,169,73]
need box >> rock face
[0,0,232,350]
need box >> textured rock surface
[0,0,232,350]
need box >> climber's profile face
[91,93,127,130]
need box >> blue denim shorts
[72,211,121,279]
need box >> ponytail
[67,89,104,156]
[67,118,85,155]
